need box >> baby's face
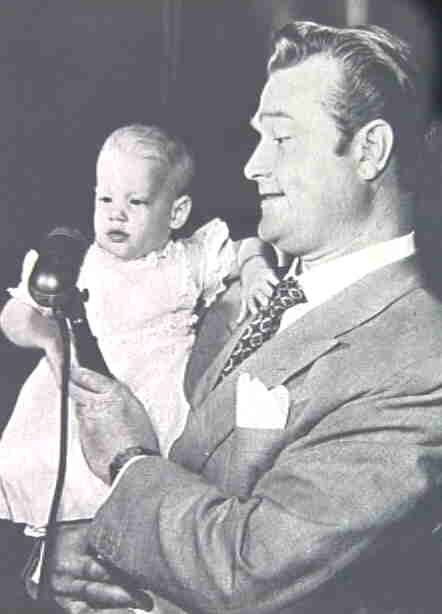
[94,148,175,260]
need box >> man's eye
[274,136,292,144]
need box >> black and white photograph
[1,1,442,612]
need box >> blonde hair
[99,124,195,196]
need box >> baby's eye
[129,198,149,206]
[97,195,112,204]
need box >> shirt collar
[286,232,416,308]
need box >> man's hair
[99,124,195,197]
[268,21,430,194]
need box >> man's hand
[48,521,152,613]
[69,367,159,484]
[237,256,279,323]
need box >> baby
[0,124,279,533]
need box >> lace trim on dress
[168,239,199,311]
[183,218,237,308]
[87,239,175,271]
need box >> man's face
[94,149,175,260]
[244,55,369,263]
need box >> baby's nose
[108,202,128,221]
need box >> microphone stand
[36,287,112,607]
[36,308,71,606]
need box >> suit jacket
[88,255,442,613]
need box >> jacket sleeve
[224,427,288,498]
[87,357,442,614]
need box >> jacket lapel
[190,309,258,408]
[175,256,422,471]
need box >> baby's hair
[100,124,195,197]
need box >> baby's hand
[236,372,290,429]
[21,249,66,382]
[238,257,279,323]
[10,249,52,317]
[12,249,65,382]
[21,249,39,284]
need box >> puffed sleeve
[185,218,237,308]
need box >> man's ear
[169,194,192,230]
[354,119,394,181]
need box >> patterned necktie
[216,277,307,385]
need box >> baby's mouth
[107,230,129,242]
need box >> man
[48,21,442,613]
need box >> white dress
[0,218,236,528]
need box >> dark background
[0,1,441,611]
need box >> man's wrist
[109,446,159,484]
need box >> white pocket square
[236,372,290,429]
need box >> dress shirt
[279,232,416,332]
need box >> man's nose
[243,140,273,181]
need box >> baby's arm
[0,298,63,379]
[230,237,277,277]
[233,238,279,323]
[0,250,63,379]
[1,297,58,349]
[190,220,278,317]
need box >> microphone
[28,226,88,309]
[28,226,113,377]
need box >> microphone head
[28,227,89,309]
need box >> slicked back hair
[268,21,430,195]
